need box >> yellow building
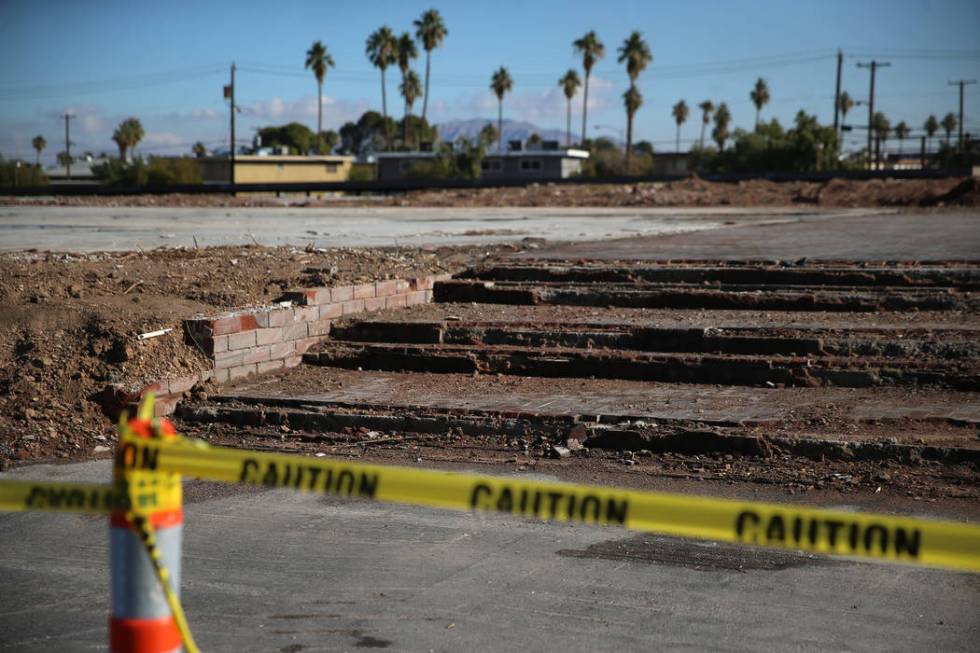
[198,155,354,184]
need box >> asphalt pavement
[2,460,977,652]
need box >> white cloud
[142,131,184,147]
[239,94,367,127]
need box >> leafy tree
[32,135,46,167]
[413,9,448,123]
[671,100,689,152]
[366,26,398,150]
[617,31,652,170]
[526,132,542,149]
[559,69,581,146]
[490,67,513,153]
[712,102,731,150]
[400,70,422,147]
[192,141,207,158]
[750,78,770,128]
[305,41,335,139]
[573,31,604,144]
[316,130,339,154]
[633,140,654,157]
[478,123,498,149]
[56,151,72,167]
[941,112,957,144]
[112,118,144,161]
[698,100,714,149]
[338,111,398,155]
[257,122,316,154]
[695,112,839,173]
[894,121,910,156]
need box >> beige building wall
[199,155,354,184]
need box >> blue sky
[2,0,978,162]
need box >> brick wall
[99,274,448,417]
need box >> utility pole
[63,113,73,180]
[948,79,977,153]
[857,60,890,169]
[225,63,237,185]
[833,50,843,134]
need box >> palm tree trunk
[404,106,410,147]
[675,124,680,152]
[566,99,571,147]
[498,99,503,154]
[699,121,706,150]
[381,68,390,150]
[625,113,633,173]
[581,71,590,145]
[317,81,323,137]
[422,51,432,122]
[755,108,760,129]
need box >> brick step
[304,342,980,390]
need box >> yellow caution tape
[0,479,128,514]
[119,433,980,573]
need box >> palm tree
[671,100,689,152]
[192,141,207,158]
[622,86,643,171]
[924,115,939,152]
[712,103,731,150]
[559,70,581,147]
[941,112,958,144]
[838,91,854,126]
[413,9,448,124]
[400,70,422,147]
[871,112,890,168]
[396,32,419,134]
[31,135,46,168]
[617,32,652,170]
[573,31,605,145]
[305,41,335,139]
[113,117,144,161]
[750,77,770,128]
[366,26,398,150]
[894,121,910,157]
[490,67,513,153]
[698,100,714,149]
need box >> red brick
[283,355,303,369]
[269,341,294,360]
[293,306,319,323]
[211,334,229,353]
[353,283,376,299]
[153,395,181,417]
[214,350,244,369]
[166,375,199,396]
[268,308,292,328]
[228,363,257,381]
[405,290,428,306]
[282,323,307,341]
[395,279,412,293]
[257,359,284,374]
[293,337,319,355]
[386,294,408,309]
[227,331,257,350]
[375,279,397,297]
[342,299,366,315]
[364,297,386,312]
[255,327,283,345]
[243,346,272,364]
[330,285,353,302]
[410,276,432,290]
[307,320,331,337]
[319,303,343,319]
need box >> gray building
[376,146,589,182]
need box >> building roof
[202,155,355,164]
[375,148,589,160]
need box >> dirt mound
[0,243,521,469]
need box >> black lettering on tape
[894,527,921,558]
[467,484,628,525]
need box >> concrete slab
[2,460,978,652]
[520,211,980,262]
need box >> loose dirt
[3,176,978,209]
[0,242,522,469]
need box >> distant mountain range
[436,118,571,146]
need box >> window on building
[399,160,414,173]
[519,158,543,171]
[481,159,503,172]
[324,163,338,173]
